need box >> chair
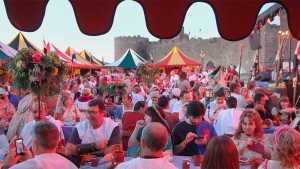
[105,105,117,120]
[121,131,133,152]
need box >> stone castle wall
[114,10,297,73]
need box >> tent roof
[8,32,42,53]
[3,1,300,41]
[105,48,146,68]
[65,46,102,69]
[79,49,103,66]
[155,46,201,67]
[0,40,17,59]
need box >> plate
[83,154,98,162]
[263,125,271,129]
[239,156,250,164]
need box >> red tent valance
[3,0,300,41]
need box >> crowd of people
[0,65,300,169]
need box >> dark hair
[202,136,239,169]
[133,101,146,111]
[253,93,265,103]
[214,89,225,98]
[88,99,106,111]
[158,96,169,109]
[229,83,238,92]
[145,106,171,135]
[180,90,189,98]
[278,96,290,110]
[226,96,237,108]
[179,71,187,80]
[186,101,206,117]
[32,121,59,150]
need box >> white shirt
[10,153,77,169]
[188,74,198,82]
[0,134,8,160]
[171,100,186,121]
[76,118,118,144]
[231,93,247,111]
[21,116,64,148]
[213,108,242,135]
[205,100,226,122]
[115,157,177,169]
[132,92,145,106]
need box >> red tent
[3,1,299,41]
[155,46,201,67]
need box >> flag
[71,50,76,63]
[43,39,47,55]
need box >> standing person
[230,83,247,111]
[213,97,242,136]
[8,86,21,109]
[174,71,191,92]
[258,127,300,169]
[173,101,217,156]
[0,126,8,160]
[202,136,239,169]
[115,123,177,169]
[2,121,77,169]
[168,88,181,112]
[169,71,179,88]
[66,99,121,156]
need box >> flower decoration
[135,62,160,84]
[103,82,126,97]
[11,48,66,96]
[0,60,13,84]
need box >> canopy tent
[8,32,42,53]
[65,47,102,69]
[51,43,92,69]
[105,48,146,68]
[3,1,299,41]
[155,46,201,68]
[79,49,103,67]
[0,40,17,59]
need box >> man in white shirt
[229,83,247,111]
[2,121,77,169]
[172,90,190,121]
[115,122,177,169]
[214,97,242,136]
[170,71,179,87]
[66,99,121,156]
[21,102,64,148]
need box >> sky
[0,1,277,63]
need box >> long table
[80,156,251,169]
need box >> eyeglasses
[86,111,102,115]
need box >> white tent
[105,48,146,68]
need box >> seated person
[2,121,77,169]
[205,90,226,124]
[271,96,296,122]
[21,102,65,148]
[115,122,176,169]
[213,97,242,136]
[158,96,179,131]
[173,101,217,156]
[62,96,81,122]
[128,106,172,157]
[258,127,300,169]
[232,109,271,159]
[66,99,121,156]
[246,93,273,121]
[202,136,239,169]
[122,101,147,151]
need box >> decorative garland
[11,48,66,96]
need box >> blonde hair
[274,128,300,168]
[82,88,91,96]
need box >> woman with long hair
[202,135,239,169]
[258,127,300,169]
[233,109,271,159]
[127,106,173,157]
[271,96,296,122]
